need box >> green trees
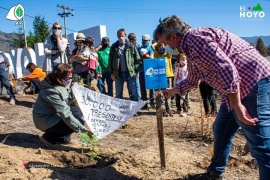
[11,26,25,48]
[256,37,268,57]
[11,15,50,49]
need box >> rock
[29,168,38,174]
[37,148,42,154]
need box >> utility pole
[57,4,74,39]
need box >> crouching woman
[32,63,92,149]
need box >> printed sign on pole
[72,83,146,139]
[6,4,25,25]
[143,58,167,90]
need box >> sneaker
[187,172,223,180]
[9,98,15,105]
[40,136,61,149]
[175,110,181,114]
[180,112,187,117]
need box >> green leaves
[14,4,24,19]
[79,132,101,159]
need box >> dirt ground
[0,86,259,180]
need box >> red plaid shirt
[178,27,270,110]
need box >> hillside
[241,35,270,47]
[0,30,270,52]
[0,31,17,53]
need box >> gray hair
[153,15,191,41]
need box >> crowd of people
[1,15,270,179]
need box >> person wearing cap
[138,34,154,109]
[0,52,16,105]
[43,22,68,73]
[108,28,140,102]
[96,37,113,96]
[155,15,270,180]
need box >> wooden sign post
[155,90,166,168]
[143,58,167,168]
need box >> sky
[0,0,270,44]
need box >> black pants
[199,82,217,115]
[175,93,189,112]
[43,120,79,144]
[32,78,42,93]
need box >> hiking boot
[9,98,15,105]
[40,136,61,149]
[186,172,223,180]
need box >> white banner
[72,83,147,139]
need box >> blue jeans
[115,71,139,102]
[139,72,154,106]
[0,63,15,99]
[208,77,270,180]
[97,72,113,97]
[51,61,59,70]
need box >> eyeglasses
[53,27,62,30]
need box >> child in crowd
[174,54,189,117]
[70,34,98,89]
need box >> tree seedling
[79,132,102,160]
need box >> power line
[57,4,75,38]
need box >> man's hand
[162,87,179,98]
[233,103,259,126]
[132,72,137,78]
[111,74,117,81]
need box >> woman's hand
[83,128,93,137]
[233,103,259,126]
[162,87,179,98]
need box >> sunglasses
[53,27,62,30]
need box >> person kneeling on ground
[21,62,46,94]
[32,63,92,149]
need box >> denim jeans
[51,61,59,70]
[0,63,15,99]
[115,71,139,101]
[139,71,154,106]
[208,77,270,180]
[97,72,113,97]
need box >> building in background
[68,25,107,51]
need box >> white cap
[142,34,150,40]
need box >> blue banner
[143,58,167,90]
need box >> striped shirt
[178,27,270,110]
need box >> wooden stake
[155,90,166,168]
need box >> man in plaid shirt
[154,15,270,180]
